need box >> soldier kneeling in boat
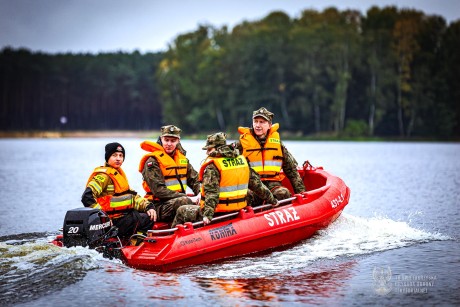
[172,132,277,227]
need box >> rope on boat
[148,195,300,235]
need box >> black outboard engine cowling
[63,207,117,248]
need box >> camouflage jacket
[201,145,277,219]
[233,131,306,194]
[141,150,200,202]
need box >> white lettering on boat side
[264,207,300,227]
[331,193,344,208]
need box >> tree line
[1,50,163,131]
[1,6,459,138]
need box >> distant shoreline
[0,130,159,139]
[1,130,458,142]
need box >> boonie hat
[105,142,125,162]
[252,107,274,122]
[202,132,227,150]
[160,125,181,138]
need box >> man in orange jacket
[81,142,156,239]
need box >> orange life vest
[139,140,188,200]
[199,155,250,212]
[86,166,134,217]
[238,123,284,182]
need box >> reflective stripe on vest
[238,124,284,181]
[199,155,250,212]
[164,166,188,191]
[95,194,135,218]
[109,194,134,209]
[86,166,133,217]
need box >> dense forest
[1,6,459,138]
[0,51,163,131]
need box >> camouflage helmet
[202,132,227,150]
[160,125,181,138]
[252,107,274,122]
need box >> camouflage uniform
[172,133,277,227]
[233,107,306,205]
[141,125,201,223]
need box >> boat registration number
[264,207,300,227]
[330,193,345,208]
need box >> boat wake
[0,213,452,304]
[189,213,451,278]
[0,232,115,306]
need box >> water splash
[195,213,451,278]
[0,233,116,306]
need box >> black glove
[146,201,156,211]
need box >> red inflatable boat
[121,162,350,271]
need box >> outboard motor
[63,207,118,248]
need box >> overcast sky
[1,0,459,54]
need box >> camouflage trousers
[171,205,201,227]
[247,181,292,207]
[155,196,194,223]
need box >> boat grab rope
[148,195,300,235]
[302,160,315,171]
[302,160,315,182]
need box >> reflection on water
[131,270,186,301]
[193,261,356,305]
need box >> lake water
[0,138,459,306]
